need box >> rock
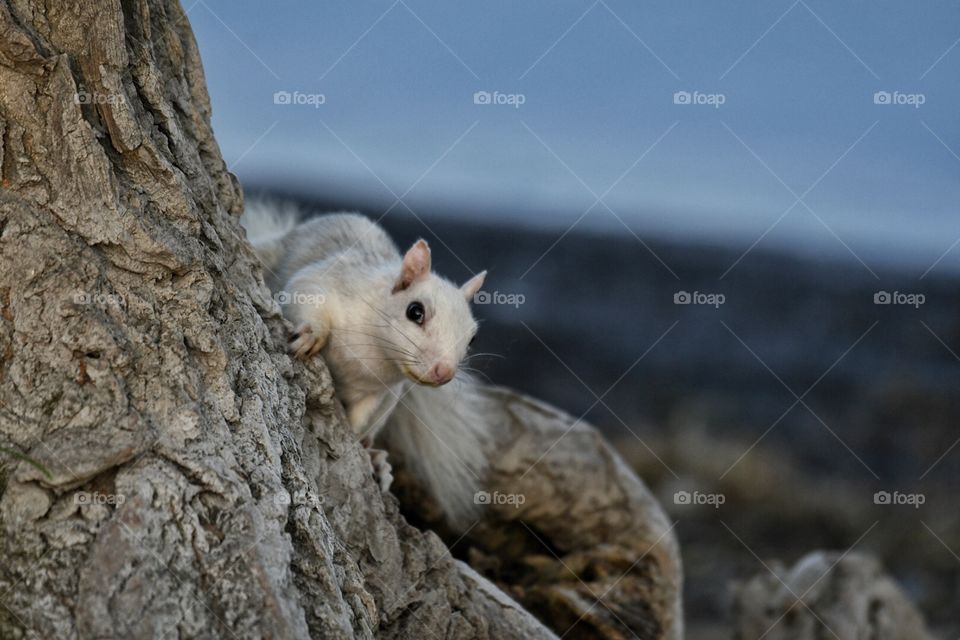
[732,551,932,640]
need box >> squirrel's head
[383,239,485,386]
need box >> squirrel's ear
[460,270,486,301]
[394,239,431,292]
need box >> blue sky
[191,1,960,274]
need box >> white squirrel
[242,200,493,527]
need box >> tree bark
[0,1,680,638]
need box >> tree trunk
[0,1,680,638]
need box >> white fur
[242,200,490,529]
[240,199,301,277]
[381,373,495,527]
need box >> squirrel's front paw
[288,322,326,359]
[367,448,394,493]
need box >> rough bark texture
[732,552,932,640]
[0,1,679,638]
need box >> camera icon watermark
[273,90,326,108]
[473,290,525,308]
[473,490,525,508]
[674,290,725,308]
[473,90,526,108]
[873,91,925,108]
[873,490,925,508]
[673,90,725,108]
[873,290,925,308]
[673,490,725,508]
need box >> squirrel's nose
[428,363,454,385]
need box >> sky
[190,1,960,275]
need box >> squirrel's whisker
[333,329,417,357]
[460,367,495,386]
[328,342,415,357]
[464,352,504,361]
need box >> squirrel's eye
[406,301,425,325]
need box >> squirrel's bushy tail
[240,199,301,271]
[382,373,495,530]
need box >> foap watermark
[873,91,925,108]
[473,290,525,308]
[275,291,326,307]
[75,491,125,506]
[674,490,725,508]
[74,91,124,106]
[673,91,725,108]
[674,290,725,308]
[873,290,925,308]
[274,490,323,510]
[474,490,525,509]
[273,90,326,108]
[473,90,526,108]
[874,490,925,509]
[73,292,125,308]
